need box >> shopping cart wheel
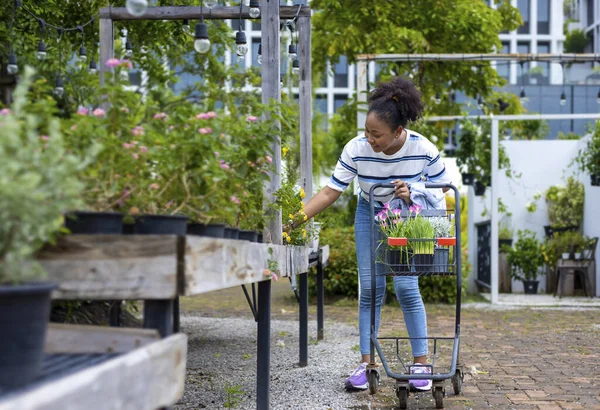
[367,369,379,395]
[452,369,463,395]
[395,385,409,409]
[433,385,445,409]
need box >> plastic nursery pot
[387,249,411,273]
[134,214,189,235]
[224,227,240,239]
[473,181,486,196]
[461,173,474,186]
[239,230,258,242]
[0,282,57,390]
[187,223,226,238]
[413,253,435,273]
[591,173,600,186]
[433,248,450,273]
[523,280,539,294]
[64,211,124,234]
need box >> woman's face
[364,112,402,154]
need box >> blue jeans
[355,197,428,357]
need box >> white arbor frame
[356,53,600,304]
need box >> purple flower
[219,160,230,170]
[131,126,144,137]
[413,203,422,215]
[230,195,240,204]
[198,128,212,134]
[92,108,106,117]
[76,107,88,116]
[0,108,11,116]
[105,58,121,68]
[196,113,210,120]
[153,112,167,120]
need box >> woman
[287,77,451,391]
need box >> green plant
[557,131,581,140]
[507,230,544,282]
[564,28,590,53]
[223,383,244,408]
[0,67,90,284]
[429,217,454,238]
[575,122,600,179]
[498,219,513,240]
[405,205,435,255]
[545,177,584,228]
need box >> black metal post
[570,84,575,133]
[256,280,271,410]
[299,272,308,367]
[143,299,174,338]
[109,300,121,327]
[316,251,324,340]
[173,296,180,333]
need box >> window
[536,42,550,85]
[588,0,595,27]
[333,56,348,88]
[496,42,510,81]
[314,94,328,129]
[517,0,530,34]
[251,39,261,67]
[517,42,530,85]
[334,94,348,112]
[537,0,550,34]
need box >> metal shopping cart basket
[367,182,464,409]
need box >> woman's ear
[395,125,403,138]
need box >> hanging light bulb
[292,58,300,75]
[54,75,64,98]
[560,91,567,106]
[280,73,284,86]
[204,1,216,7]
[6,52,18,75]
[194,22,211,53]
[597,89,600,104]
[36,40,47,60]
[249,0,261,18]
[435,92,441,105]
[78,46,87,62]
[288,43,297,61]
[450,91,456,103]
[519,88,527,104]
[235,31,248,58]
[126,0,148,17]
[124,38,133,58]
[182,19,191,34]
[257,43,262,65]
[89,58,97,74]
[477,95,484,110]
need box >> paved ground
[180,281,600,409]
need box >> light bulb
[519,89,527,104]
[435,92,441,105]
[120,70,129,81]
[89,59,97,74]
[288,44,297,61]
[596,90,600,104]
[204,1,216,7]
[126,0,148,17]
[54,76,64,98]
[236,44,248,56]
[78,46,87,62]
[560,92,567,106]
[36,41,47,60]
[249,0,261,18]
[194,22,210,54]
[257,43,262,65]
[280,74,284,86]
[125,39,133,58]
[182,19,191,34]
[292,58,299,75]
[7,53,18,75]
[477,96,484,110]
[235,31,248,56]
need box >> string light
[518,61,527,103]
[257,43,262,65]
[126,0,148,17]
[292,58,299,75]
[125,37,133,58]
[560,91,567,106]
[7,52,18,75]
[194,1,210,54]
[477,95,484,110]
[235,31,248,60]
[597,89,600,105]
[54,75,64,98]
[89,58,97,74]
[248,0,261,19]
[435,92,441,105]
[182,19,191,34]
[36,40,47,60]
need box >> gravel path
[175,315,366,410]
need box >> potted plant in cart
[507,229,545,294]
[404,204,435,272]
[0,68,88,389]
[429,216,454,273]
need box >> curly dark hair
[367,77,424,130]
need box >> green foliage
[557,131,581,140]
[575,122,600,178]
[0,67,90,284]
[507,230,544,281]
[544,231,587,268]
[510,118,550,140]
[545,176,584,228]
[564,29,590,53]
[223,383,245,409]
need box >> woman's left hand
[392,180,412,205]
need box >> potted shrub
[507,230,545,294]
[0,68,88,389]
[404,204,435,272]
[574,123,600,186]
[543,177,584,235]
[499,219,514,249]
[429,216,454,272]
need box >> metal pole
[355,53,600,63]
[299,272,308,367]
[256,280,271,410]
[173,296,180,333]
[316,251,324,340]
[490,117,499,305]
[570,84,575,133]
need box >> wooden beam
[262,0,282,245]
[181,237,308,296]
[0,334,187,410]
[37,235,179,300]
[298,15,313,203]
[99,6,310,21]
[99,18,113,86]
[44,323,160,354]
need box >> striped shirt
[327,129,451,204]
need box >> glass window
[517,0,530,34]
[537,42,550,85]
[334,94,348,112]
[251,39,261,67]
[320,65,328,88]
[496,42,510,81]
[588,0,595,27]
[251,21,261,31]
[517,42,530,85]
[334,55,348,88]
[537,0,550,34]
[314,94,328,130]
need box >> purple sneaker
[344,362,368,390]
[409,363,432,391]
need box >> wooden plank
[99,18,113,87]
[320,245,330,268]
[262,0,282,246]
[356,59,368,130]
[45,323,160,354]
[37,235,178,300]
[99,5,311,20]
[0,334,187,410]
[298,15,313,202]
[181,237,308,295]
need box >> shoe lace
[411,365,431,375]
[351,364,366,377]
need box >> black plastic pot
[433,248,450,273]
[413,253,434,273]
[134,215,189,235]
[461,173,474,186]
[257,233,264,243]
[523,280,539,294]
[224,227,240,239]
[187,223,226,238]
[387,249,411,273]
[239,230,258,242]
[0,282,56,390]
[64,211,123,234]
[499,238,513,250]
[122,222,135,235]
[474,181,486,196]
[591,173,600,186]
[544,225,579,239]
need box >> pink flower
[412,203,423,215]
[131,126,144,136]
[139,146,148,153]
[0,108,11,116]
[123,143,133,149]
[214,151,220,157]
[105,58,121,68]
[198,127,212,134]
[265,155,272,163]
[70,124,78,131]
[120,107,130,113]
[76,107,88,116]
[40,135,50,141]
[149,183,160,190]
[247,115,258,122]
[207,111,217,118]
[153,112,167,120]
[132,153,139,160]
[272,273,279,282]
[195,113,210,120]
[392,209,402,216]
[92,108,106,117]
[219,160,230,170]
[169,125,175,130]
[121,60,133,69]
[230,195,240,204]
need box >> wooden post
[261,0,281,245]
[298,15,312,202]
[99,18,114,86]
[356,59,368,131]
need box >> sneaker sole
[409,382,432,392]
[345,381,368,390]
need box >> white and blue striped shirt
[326,129,451,204]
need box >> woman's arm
[287,186,342,230]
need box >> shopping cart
[366,182,464,409]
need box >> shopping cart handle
[368,182,459,195]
